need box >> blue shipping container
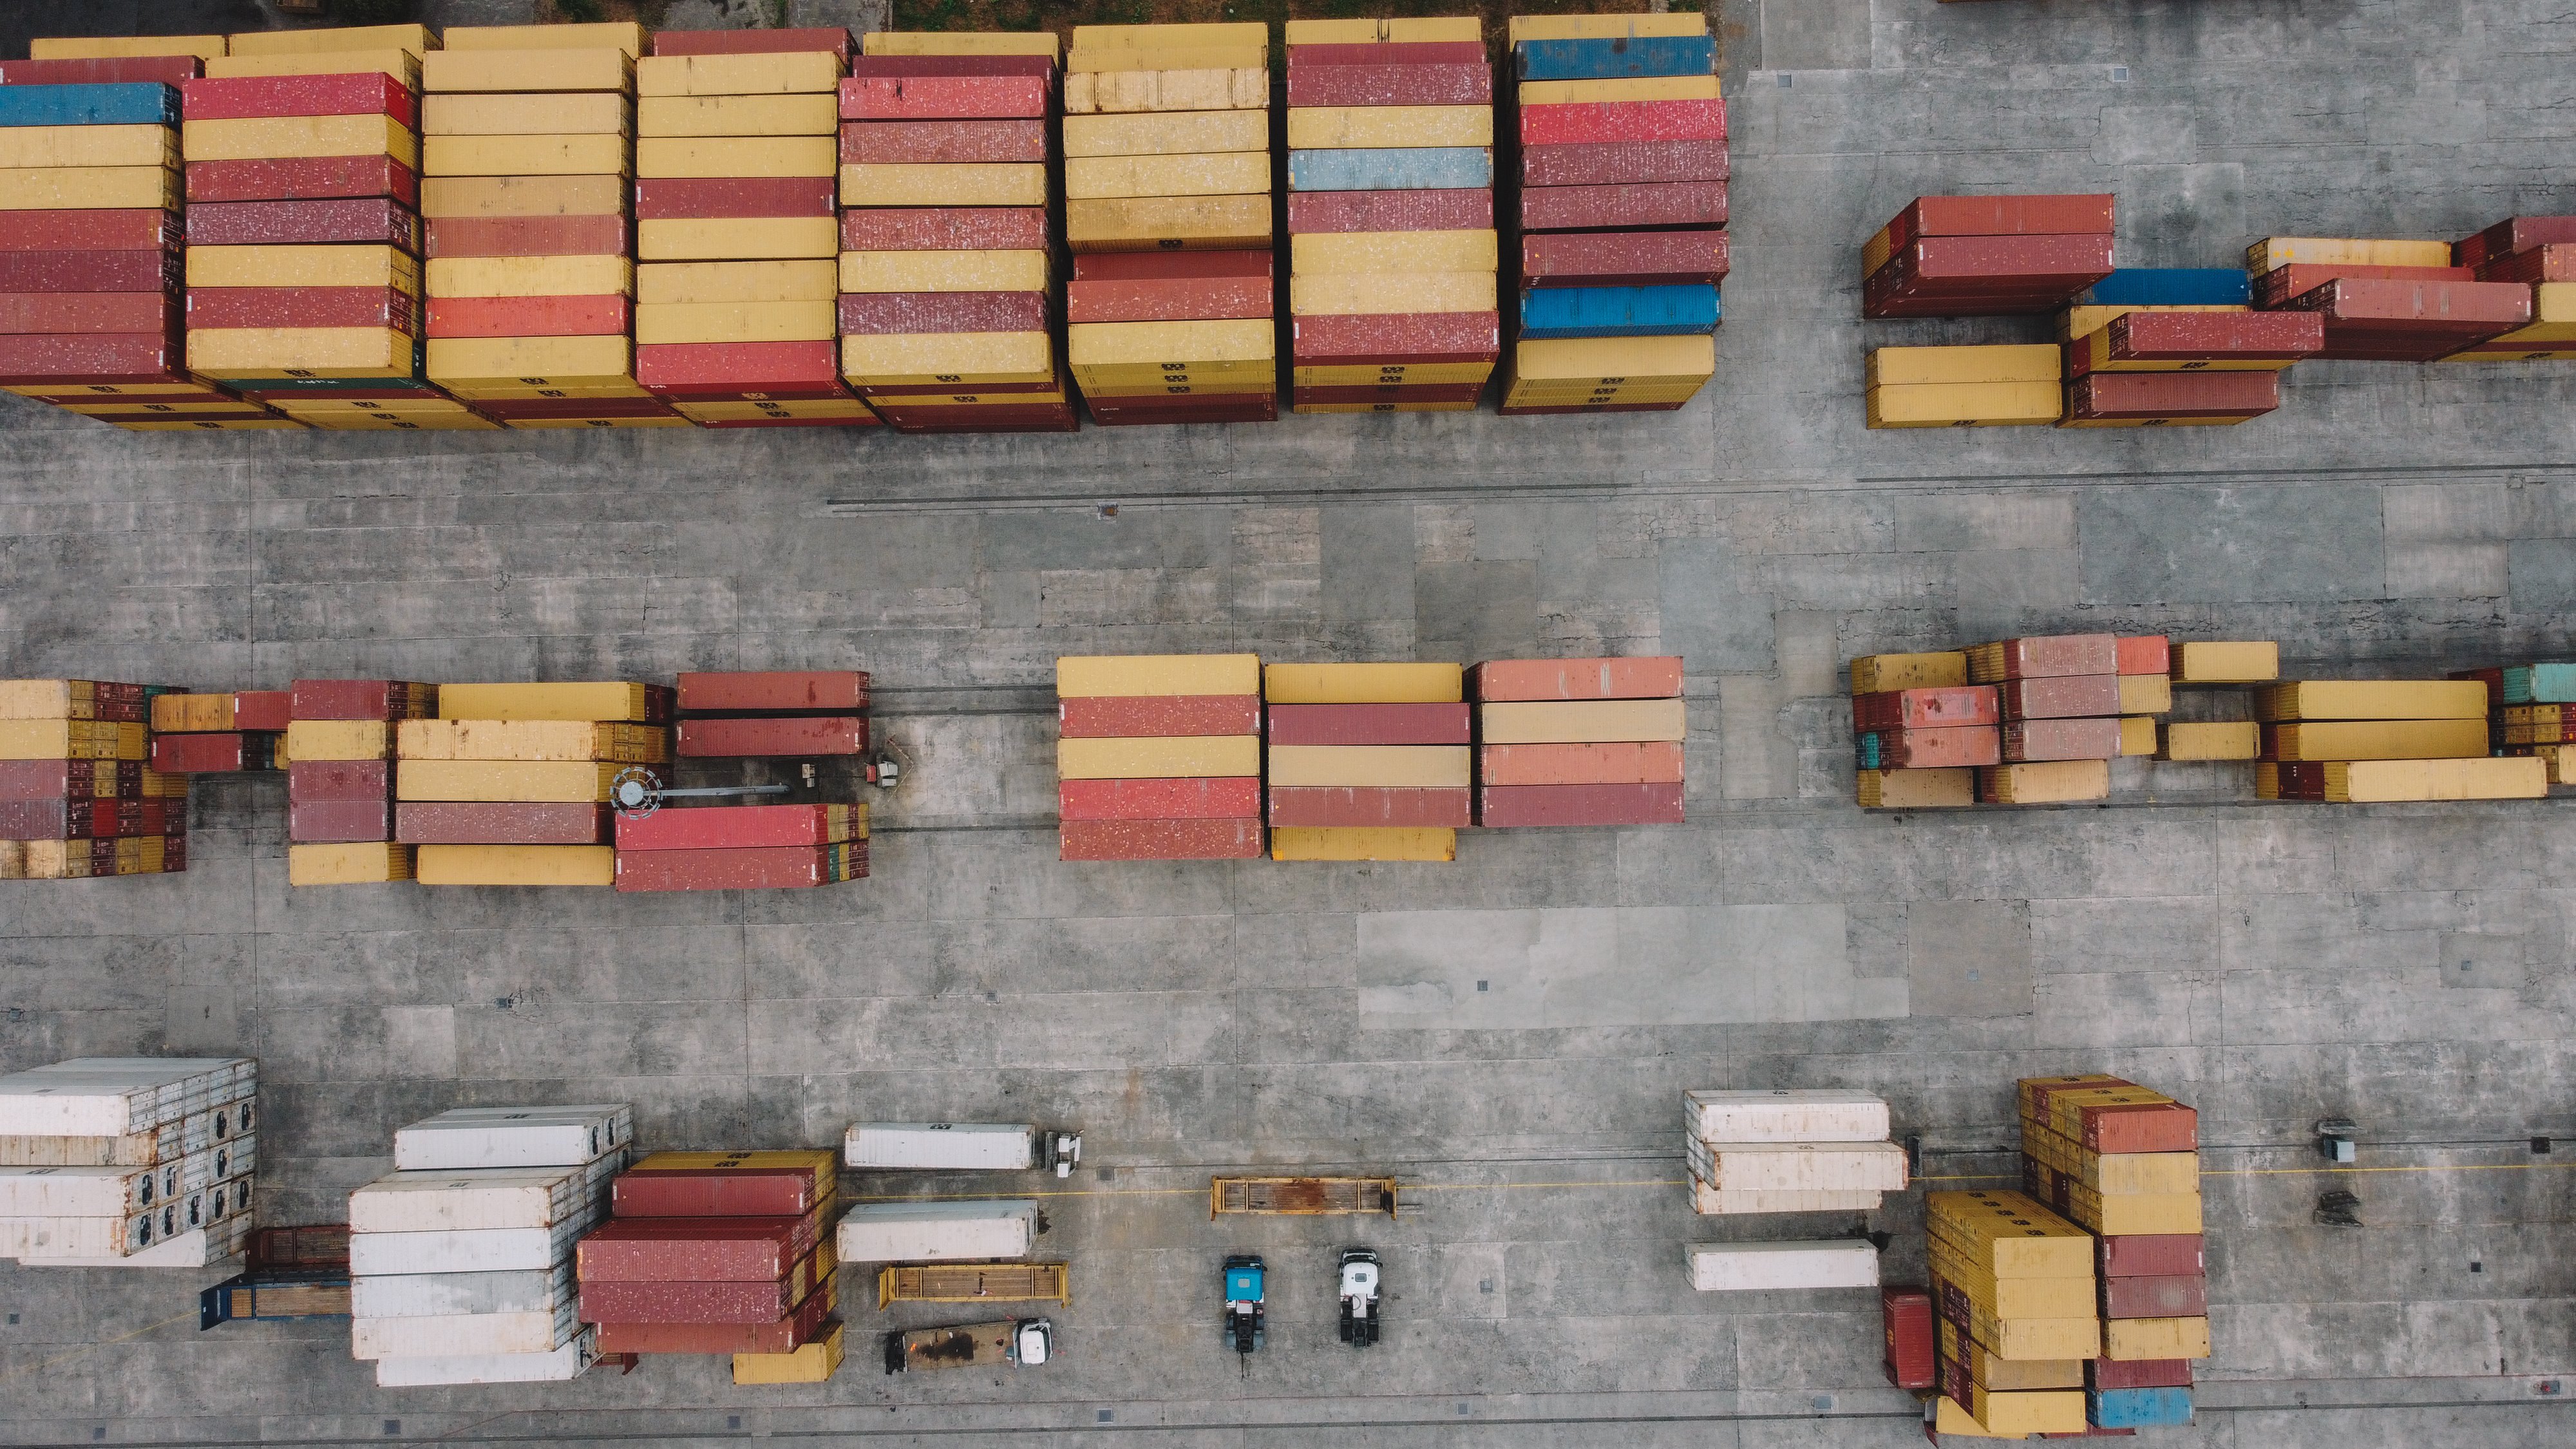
[0,82,179,129]
[1287,147,1492,193]
[1519,284,1719,338]
[2503,663,2576,704]
[2088,1388,2193,1429]
[1854,734,1882,772]
[2074,269,2251,307]
[1515,36,1716,82]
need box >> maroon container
[1520,98,1726,146]
[1864,234,2116,317]
[148,732,276,773]
[189,285,419,334]
[475,398,672,421]
[2086,308,2324,366]
[1972,634,2117,679]
[0,292,176,336]
[1470,658,1681,701]
[1294,383,1484,404]
[875,406,1076,433]
[1069,276,1270,325]
[290,679,435,721]
[2454,214,2576,269]
[1850,686,1998,732]
[0,760,137,801]
[1476,781,1685,826]
[614,1166,820,1217]
[290,799,392,844]
[844,55,1056,80]
[633,177,831,220]
[1292,312,1499,365]
[839,75,1048,122]
[1523,230,1727,289]
[0,56,200,85]
[592,1280,833,1355]
[2002,716,2122,762]
[652,26,854,58]
[0,332,186,385]
[1996,674,2119,721]
[2088,1358,2195,1391]
[1057,695,1258,739]
[578,1213,820,1282]
[1285,62,1490,108]
[394,802,611,845]
[2067,370,2279,422]
[0,209,182,252]
[839,118,1046,164]
[1521,139,1728,188]
[580,1276,799,1325]
[287,759,388,802]
[1058,817,1264,859]
[2251,261,2468,310]
[612,843,862,891]
[838,290,1048,335]
[187,156,418,207]
[1267,704,1470,748]
[2099,1234,2204,1278]
[677,670,868,714]
[424,214,629,260]
[1265,786,1472,828]
[0,800,77,838]
[0,249,181,294]
[2101,1273,2208,1319]
[2475,243,2576,285]
[637,340,843,394]
[1879,194,2116,250]
[840,205,1047,252]
[1868,725,2000,770]
[614,803,855,851]
[1288,188,1492,234]
[233,690,292,731]
[1057,776,1261,821]
[185,198,419,251]
[182,72,417,126]
[1521,180,1727,232]
[674,716,866,758]
[1085,397,1278,426]
[2285,278,2532,360]
[1286,41,1486,66]
[1882,1286,1935,1390]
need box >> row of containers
[0,14,1724,433]
[1054,653,1687,861]
[0,671,873,886]
[1848,636,2572,809]
[1861,195,2575,426]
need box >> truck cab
[883,1318,1052,1374]
[1222,1255,1265,1354]
[1338,1249,1381,1347]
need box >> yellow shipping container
[1955,1386,2087,1437]
[2251,679,2488,721]
[1292,230,1497,275]
[638,216,839,261]
[634,52,846,98]
[1850,652,1969,692]
[2118,673,2172,714]
[1055,653,1261,697]
[188,328,416,379]
[2324,756,2548,802]
[1064,151,1267,201]
[1517,75,1720,104]
[1075,375,1274,397]
[420,174,626,218]
[2159,721,2258,761]
[1063,110,1267,158]
[227,24,435,58]
[0,124,175,170]
[1291,272,1494,316]
[1855,767,1973,809]
[2168,640,2278,684]
[288,843,415,886]
[1265,662,1461,705]
[397,759,623,803]
[861,388,1065,408]
[2119,716,2159,755]
[864,32,1061,59]
[2023,1123,2199,1194]
[636,135,835,178]
[1937,1321,2086,1392]
[505,414,693,430]
[444,20,645,53]
[0,165,178,212]
[205,51,421,86]
[421,133,630,178]
[838,162,1046,208]
[636,94,840,137]
[1979,759,2110,803]
[428,336,638,392]
[1508,14,1707,42]
[290,412,500,431]
[1293,362,1495,386]
[1068,319,1272,368]
[735,1319,844,1385]
[1926,1245,2097,1321]
[636,258,837,304]
[31,35,225,61]
[421,48,634,94]
[415,844,617,887]
[1267,744,1469,788]
[151,693,237,732]
[427,253,631,298]
[187,243,416,290]
[1866,345,2060,387]
[1868,381,2063,428]
[1063,69,1268,115]
[1296,399,1477,414]
[1270,826,1455,862]
[1477,699,1686,744]
[2102,1316,2213,1361]
[635,299,835,345]
[285,719,392,762]
[1286,17,1482,44]
[2246,236,2452,272]
[837,249,1048,294]
[422,92,633,137]
[2266,718,2487,761]
[1285,104,1490,150]
[842,332,1056,386]
[1068,44,1266,73]
[1072,22,1267,50]
[1056,735,1261,780]
[1924,1191,2093,1277]
[677,398,878,421]
[0,720,145,761]
[1511,334,1714,386]
[396,719,670,765]
[437,681,655,721]
[1065,194,1270,250]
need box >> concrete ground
[5,0,2576,1444]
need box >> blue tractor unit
[1222,1255,1266,1354]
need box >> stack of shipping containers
[1925,1189,2098,1437]
[576,1150,844,1381]
[421,24,679,431]
[1860,195,2113,430]
[349,1108,625,1386]
[0,678,182,880]
[2251,234,2531,361]
[635,31,875,430]
[674,668,869,759]
[614,802,867,891]
[1967,634,2123,806]
[185,26,486,430]
[1501,14,1724,417]
[840,30,1074,432]
[1063,23,1277,426]
[1055,653,1264,861]
[2018,1074,2207,1430]
[1681,1090,1902,1215]
[1864,343,2060,430]
[285,677,434,886]
[2059,269,2315,427]
[2447,216,2575,361]
[1263,661,1464,862]
[397,681,671,887]
[0,1057,256,1267]
[1282,17,1496,415]
[2253,677,2543,802]
[1472,656,1685,826]
[2459,659,2576,785]
[148,687,288,775]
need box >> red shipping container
[839,118,1046,165]
[0,761,138,800]
[1477,782,1685,826]
[1520,139,1729,188]
[638,341,844,395]
[424,214,629,260]
[1265,786,1471,828]
[1057,777,1262,821]
[1265,703,1469,748]
[1086,398,1278,426]
[614,802,858,850]
[1287,188,1492,234]
[0,293,176,336]
[1076,251,1271,282]
[290,679,435,721]
[0,249,180,293]
[578,1211,823,1282]
[2002,716,2122,762]
[2115,636,2170,676]
[1477,741,1682,786]
[2475,243,2576,285]
[229,690,288,732]
[1285,62,1490,108]
[2099,1234,2204,1278]
[612,842,864,891]
[2075,309,2324,371]
[287,759,390,803]
[652,26,855,58]
[2088,1359,2195,1392]
[677,670,868,714]
[0,801,82,838]
[839,75,1049,122]
[1866,725,2000,770]
[2067,1101,2197,1153]
[2252,262,2468,310]
[840,205,1047,252]
[838,290,1049,335]
[0,209,182,252]
[395,802,609,844]
[1294,383,1483,405]
[614,1166,819,1217]
[148,732,275,773]
[1291,312,1499,365]
[875,405,1075,433]
[1881,1286,1935,1390]
[189,286,418,334]
[1070,276,1271,325]
[185,198,418,251]
[1972,635,2117,680]
[2454,214,2576,270]
[1879,194,2116,250]
[1851,686,1998,732]
[697,412,883,428]
[1521,180,1727,232]
[187,156,418,207]
[1287,41,1486,66]
[0,56,200,85]
[1059,817,1264,859]
[674,716,866,757]
[1057,695,1260,739]
[2101,1274,2208,1319]
[1520,99,1726,146]
[1472,657,1683,703]
[1997,674,2120,721]
[1522,231,1727,289]
[424,294,626,339]
[2066,370,2278,422]
[2284,278,2531,361]
[290,799,392,844]
[580,1275,800,1325]
[592,1279,835,1356]
[182,72,417,126]
[845,55,1057,80]
[0,332,185,384]
[633,178,833,221]
[1865,235,2116,316]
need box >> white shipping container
[350,1219,585,1276]
[1684,1090,1890,1144]
[352,1296,582,1359]
[353,1263,573,1319]
[1684,1139,1909,1193]
[14,1214,252,1267]
[836,1199,1037,1263]
[373,1327,598,1387]
[844,1122,1037,1171]
[1689,1181,1888,1216]
[393,1105,632,1171]
[0,1058,254,1137]
[0,1172,251,1259]
[1687,1240,1881,1292]
[0,1139,254,1217]
[348,1157,616,1234]
[0,1099,256,1167]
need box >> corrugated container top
[843,1122,1036,1171]
[392,1105,634,1171]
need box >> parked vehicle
[1337,1249,1381,1347]
[882,1318,1052,1374]
[1222,1255,1265,1354]
[844,1122,1081,1177]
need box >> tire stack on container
[184,26,489,431]
[1681,1090,1904,1215]
[2253,677,2544,803]
[2058,269,2315,427]
[1472,656,1685,826]
[395,681,673,887]
[1501,14,1726,417]
[1264,661,1464,862]
[1282,17,1496,415]
[839,30,1074,433]
[577,1150,846,1385]
[635,30,875,430]
[1924,1189,2098,1439]
[0,43,284,430]
[2251,235,2532,361]
[0,678,185,880]
[348,1105,628,1387]
[2018,1075,2207,1431]
[284,677,435,887]
[0,1056,257,1268]
[420,24,680,431]
[148,687,290,775]
[2456,660,2576,786]
[1063,23,1278,428]
[2446,216,2576,362]
[1055,653,1265,861]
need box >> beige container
[1477,699,1686,744]
[1265,745,1470,788]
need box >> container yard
[1,3,2574,1448]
